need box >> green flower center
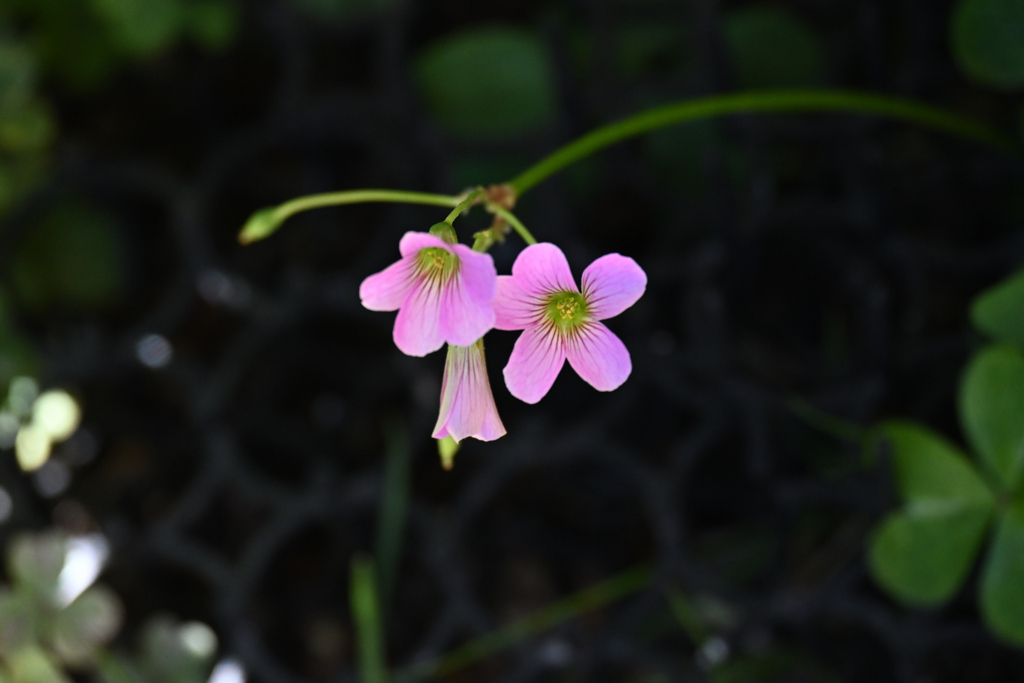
[417,247,459,281]
[545,291,588,333]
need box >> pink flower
[432,340,506,443]
[359,230,497,357]
[494,243,647,404]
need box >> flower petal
[359,256,418,311]
[581,253,647,320]
[399,231,450,258]
[503,325,566,404]
[433,343,506,443]
[565,322,631,391]
[494,276,541,331]
[393,280,445,356]
[452,245,498,304]
[512,243,578,296]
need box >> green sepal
[980,497,1024,645]
[428,222,458,245]
[867,421,995,606]
[960,345,1024,492]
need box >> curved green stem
[487,203,538,245]
[509,89,1020,196]
[239,189,461,244]
[445,188,484,223]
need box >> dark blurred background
[1,0,1024,681]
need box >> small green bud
[238,207,282,245]
[437,436,459,470]
[428,222,458,245]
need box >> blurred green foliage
[10,203,127,312]
[0,531,218,683]
[952,0,1024,90]
[415,26,559,142]
[291,0,398,22]
[868,269,1024,646]
[722,5,826,89]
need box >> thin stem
[239,189,461,244]
[509,89,1020,196]
[374,419,411,615]
[787,396,867,443]
[392,564,652,681]
[445,188,484,223]
[486,203,538,245]
[350,555,388,683]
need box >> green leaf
[291,0,398,22]
[867,421,995,605]
[0,41,37,110]
[960,345,1024,491]
[91,0,183,56]
[722,5,826,89]
[0,589,40,653]
[971,269,1024,346]
[952,0,1024,90]
[51,586,124,667]
[183,1,238,51]
[7,532,66,602]
[980,498,1024,645]
[6,646,68,683]
[11,203,126,311]
[415,26,558,141]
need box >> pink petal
[581,254,647,321]
[565,322,631,391]
[438,247,497,346]
[432,343,506,443]
[359,256,418,311]
[452,245,498,304]
[399,231,450,258]
[511,243,578,297]
[494,276,541,331]
[392,280,445,356]
[503,325,566,404]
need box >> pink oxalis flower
[359,229,497,356]
[432,340,506,443]
[494,243,647,404]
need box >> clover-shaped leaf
[7,533,65,603]
[960,345,1024,492]
[415,27,558,141]
[980,497,1024,644]
[0,589,40,654]
[971,269,1024,348]
[868,421,995,605]
[722,5,826,89]
[51,585,123,667]
[952,0,1024,90]
[6,646,68,683]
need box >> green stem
[445,188,484,223]
[351,555,388,683]
[392,564,652,681]
[374,420,412,615]
[239,189,461,244]
[787,396,867,443]
[487,203,538,245]
[509,89,1020,196]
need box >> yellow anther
[556,297,578,319]
[432,254,445,269]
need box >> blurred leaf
[0,101,57,154]
[614,23,682,77]
[51,586,124,667]
[0,590,40,654]
[0,41,36,110]
[868,421,995,605]
[11,203,126,311]
[723,5,826,88]
[960,345,1024,491]
[91,0,183,56]
[22,1,122,89]
[0,332,39,388]
[183,1,239,51]
[8,533,65,603]
[415,26,558,141]
[971,269,1024,347]
[139,616,216,683]
[952,0,1024,90]
[980,498,1024,645]
[6,646,68,683]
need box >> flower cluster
[360,224,646,454]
